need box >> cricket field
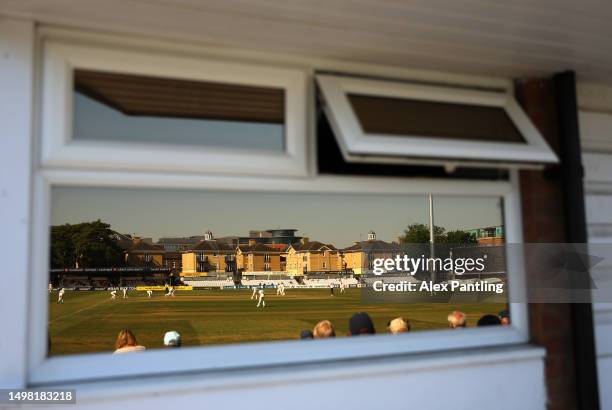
[48,289,505,355]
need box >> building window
[30,29,536,386]
[317,74,557,167]
[40,38,308,177]
[73,69,285,152]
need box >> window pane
[348,94,525,143]
[73,70,285,150]
[48,187,507,356]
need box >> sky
[51,187,503,248]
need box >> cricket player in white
[256,288,266,307]
[280,283,285,295]
[48,283,53,293]
[165,286,175,297]
[276,284,282,296]
[251,286,258,300]
[110,290,117,299]
[122,288,128,298]
[339,279,345,293]
[146,290,153,298]
[57,288,65,304]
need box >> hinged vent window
[317,74,558,167]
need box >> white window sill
[50,344,545,404]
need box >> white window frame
[40,39,308,177]
[11,26,536,388]
[316,74,558,167]
[29,169,528,385]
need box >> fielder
[110,290,117,299]
[48,283,53,293]
[256,288,266,308]
[146,290,153,298]
[165,286,175,297]
[276,284,283,296]
[57,288,65,304]
[122,288,128,299]
[251,286,258,300]
[339,280,345,293]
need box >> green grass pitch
[48,289,505,355]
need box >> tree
[401,224,477,245]
[443,230,477,245]
[50,220,125,268]
[401,223,445,244]
[50,224,77,268]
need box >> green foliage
[401,223,445,244]
[444,230,477,244]
[50,224,76,268]
[50,220,125,268]
[402,223,476,244]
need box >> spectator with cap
[164,330,182,348]
[498,309,510,325]
[113,329,145,354]
[477,314,502,327]
[388,317,411,334]
[447,310,467,329]
[313,320,336,338]
[348,312,376,336]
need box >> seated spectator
[163,330,182,348]
[300,329,314,339]
[477,314,502,327]
[388,317,411,334]
[113,329,145,354]
[348,312,376,336]
[313,320,336,338]
[498,310,510,326]
[447,310,467,328]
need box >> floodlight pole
[428,193,435,283]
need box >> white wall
[583,152,612,410]
[578,81,612,410]
[0,16,34,389]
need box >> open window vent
[317,74,558,170]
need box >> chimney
[301,237,309,244]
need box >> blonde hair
[313,320,336,338]
[115,329,138,349]
[388,317,411,334]
[447,311,467,328]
